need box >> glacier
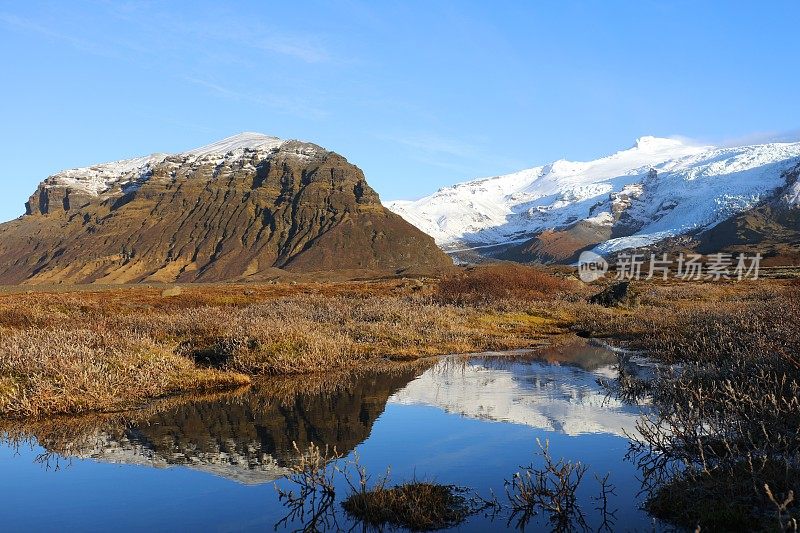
[386,136,800,256]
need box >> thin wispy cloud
[251,35,331,64]
[94,1,335,65]
[184,77,329,120]
[389,134,482,160]
[0,12,117,58]
[2,3,336,68]
[1,3,339,121]
[383,132,527,177]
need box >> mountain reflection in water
[5,366,429,485]
[3,339,650,487]
[391,339,647,437]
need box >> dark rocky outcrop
[588,281,633,307]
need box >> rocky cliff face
[0,133,451,284]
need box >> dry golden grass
[0,271,576,419]
[436,263,581,304]
[587,280,800,530]
[128,294,562,374]
[0,327,250,419]
[0,269,794,422]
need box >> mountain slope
[387,137,800,262]
[634,161,800,265]
[0,133,452,284]
[696,162,800,248]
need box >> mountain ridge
[0,133,452,284]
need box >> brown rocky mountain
[498,220,612,264]
[0,133,452,284]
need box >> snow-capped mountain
[387,137,800,261]
[0,132,451,284]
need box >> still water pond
[0,339,657,531]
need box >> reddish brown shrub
[436,263,575,304]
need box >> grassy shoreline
[0,266,795,421]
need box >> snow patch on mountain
[387,137,800,255]
[184,132,283,157]
[593,231,676,255]
[44,133,320,197]
[584,211,614,227]
[51,154,164,197]
[784,181,800,207]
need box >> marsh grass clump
[276,443,477,532]
[135,293,559,371]
[0,327,250,419]
[643,465,798,531]
[505,439,589,531]
[342,481,472,531]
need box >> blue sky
[1,1,799,222]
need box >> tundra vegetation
[0,264,798,529]
[0,264,582,419]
